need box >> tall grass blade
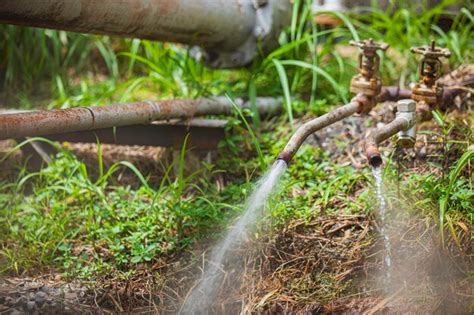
[280,60,348,103]
[272,59,294,126]
[227,94,266,171]
[439,150,474,243]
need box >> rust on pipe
[0,97,282,140]
[377,86,412,103]
[0,0,253,50]
[0,0,291,68]
[277,97,363,163]
[364,117,411,168]
[377,85,470,110]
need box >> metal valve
[396,99,417,148]
[410,40,451,120]
[349,39,389,113]
[350,38,389,83]
[411,40,451,86]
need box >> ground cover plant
[0,0,472,313]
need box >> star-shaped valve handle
[411,40,451,84]
[350,39,389,81]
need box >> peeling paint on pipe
[0,0,253,50]
[277,98,362,163]
[0,97,282,140]
[364,117,412,168]
[0,0,291,68]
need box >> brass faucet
[278,39,390,163]
[410,40,451,121]
[350,38,389,113]
[364,41,452,167]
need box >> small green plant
[438,150,473,243]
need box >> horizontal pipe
[278,98,362,163]
[0,97,282,140]
[0,0,291,68]
[377,86,412,103]
[364,117,411,168]
[0,0,254,51]
[378,84,472,108]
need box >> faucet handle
[350,38,389,56]
[350,38,389,80]
[349,39,389,100]
[410,40,451,59]
[411,40,451,83]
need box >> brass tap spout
[365,99,417,167]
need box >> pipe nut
[397,136,416,148]
[397,99,416,112]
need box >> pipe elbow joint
[364,99,417,167]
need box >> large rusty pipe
[277,96,363,163]
[0,0,291,68]
[0,97,282,140]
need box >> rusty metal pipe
[277,97,362,163]
[377,84,470,108]
[0,97,282,140]
[364,119,408,168]
[365,100,417,168]
[0,0,291,68]
[377,86,412,103]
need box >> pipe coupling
[396,99,417,148]
[199,0,291,68]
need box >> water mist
[181,160,287,314]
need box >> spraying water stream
[371,166,392,275]
[181,159,287,314]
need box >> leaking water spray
[182,160,287,314]
[180,40,457,312]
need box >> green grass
[0,0,472,282]
[0,143,244,276]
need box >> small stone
[17,296,28,307]
[26,301,36,312]
[417,146,427,159]
[40,286,51,293]
[4,296,14,306]
[64,292,76,301]
[35,291,47,298]
[34,293,46,307]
